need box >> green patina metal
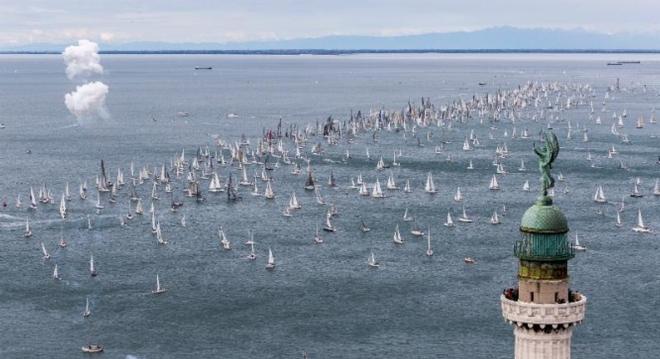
[515,131,573,262]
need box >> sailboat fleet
[5,78,658,354]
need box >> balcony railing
[501,294,587,326]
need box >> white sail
[393,224,403,244]
[632,209,651,233]
[368,252,379,267]
[402,179,411,193]
[426,227,433,256]
[266,248,275,270]
[453,187,463,202]
[490,210,500,225]
[371,178,384,198]
[24,218,32,237]
[90,255,97,276]
[489,175,500,190]
[41,242,50,259]
[152,274,167,294]
[59,194,67,219]
[424,172,436,193]
[264,180,275,199]
[53,264,61,280]
[83,296,91,317]
[444,211,455,227]
[522,180,530,192]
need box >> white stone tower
[501,132,586,359]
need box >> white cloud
[64,81,109,119]
[62,39,103,80]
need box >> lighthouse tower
[501,132,587,359]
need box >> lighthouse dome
[520,197,569,234]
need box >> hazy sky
[1,0,658,45]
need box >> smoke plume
[64,81,109,119]
[62,39,104,80]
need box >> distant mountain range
[4,27,660,53]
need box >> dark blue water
[0,54,658,358]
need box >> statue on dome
[533,131,559,196]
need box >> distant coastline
[2,49,660,55]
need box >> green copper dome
[514,196,573,262]
[520,196,569,234]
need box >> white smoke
[62,39,104,80]
[64,81,109,119]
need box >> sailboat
[304,168,315,190]
[489,175,500,191]
[654,179,660,196]
[593,185,607,203]
[79,181,87,200]
[53,264,62,280]
[94,191,104,210]
[458,205,473,223]
[444,211,455,227]
[371,178,385,198]
[393,224,404,244]
[41,242,50,260]
[467,160,474,170]
[218,227,231,250]
[152,274,167,294]
[83,296,91,318]
[64,182,71,201]
[522,180,530,192]
[58,236,67,248]
[410,221,424,237]
[368,252,380,268]
[490,210,501,225]
[181,215,186,227]
[518,159,527,172]
[630,182,643,198]
[24,218,32,238]
[266,248,275,271]
[360,220,371,233]
[403,179,412,193]
[59,194,67,219]
[615,210,623,227]
[462,137,472,151]
[315,186,326,205]
[264,180,275,199]
[323,213,336,232]
[247,242,257,260]
[89,255,97,277]
[29,187,37,209]
[572,232,586,251]
[424,172,437,194]
[632,209,651,233]
[376,156,386,171]
[453,187,463,202]
[314,224,323,244]
[15,193,22,208]
[402,208,413,222]
[156,221,167,245]
[421,226,432,256]
[288,192,302,209]
[386,173,398,190]
[133,199,144,215]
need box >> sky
[0,0,658,46]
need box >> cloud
[62,39,103,80]
[64,81,109,119]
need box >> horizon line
[2,49,660,55]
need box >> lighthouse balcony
[501,293,586,328]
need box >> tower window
[530,292,534,302]
[555,292,559,302]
